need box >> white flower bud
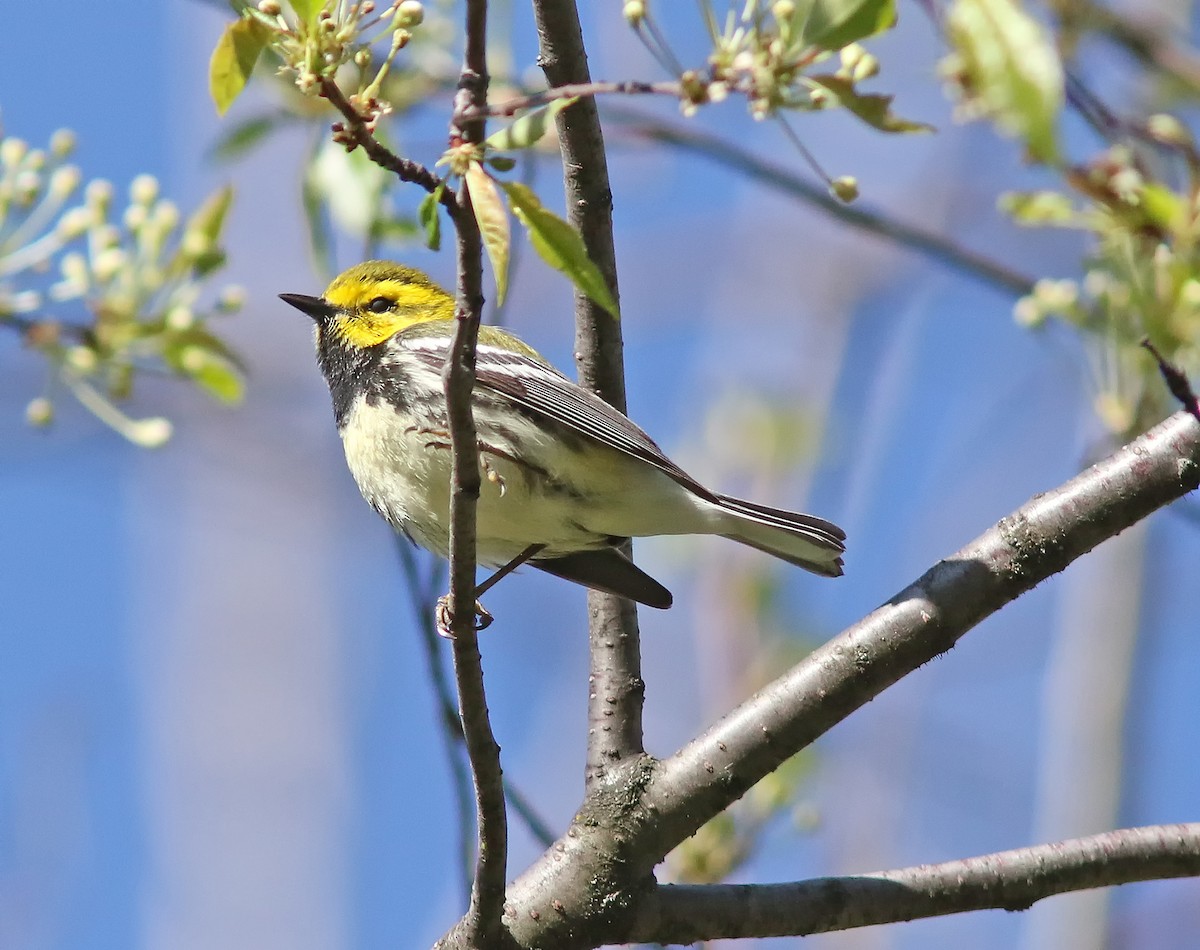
[130,174,159,206]
[218,285,246,311]
[1,136,29,167]
[92,246,128,282]
[623,1,646,26]
[48,165,81,198]
[66,346,99,373]
[25,397,54,427]
[49,129,77,157]
[395,0,424,27]
[56,206,93,240]
[128,417,173,448]
[86,178,114,208]
[166,305,195,329]
[124,204,148,231]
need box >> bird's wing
[404,338,711,497]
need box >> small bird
[281,261,845,612]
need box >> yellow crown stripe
[327,279,455,349]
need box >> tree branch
[494,409,1200,948]
[318,76,456,215]
[533,0,647,788]
[610,109,1037,298]
[441,3,511,945]
[630,824,1200,941]
[473,80,681,118]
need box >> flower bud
[395,0,424,27]
[25,397,54,427]
[128,417,173,449]
[66,346,99,373]
[56,206,93,240]
[1,136,28,167]
[49,129,77,157]
[130,174,159,206]
[623,1,646,26]
[830,176,858,202]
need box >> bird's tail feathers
[714,493,846,577]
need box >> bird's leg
[435,543,546,638]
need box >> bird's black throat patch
[316,329,410,428]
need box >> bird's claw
[435,595,494,638]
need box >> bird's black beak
[279,293,335,322]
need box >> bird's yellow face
[321,260,455,348]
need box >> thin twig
[318,77,457,217]
[442,3,511,945]
[1142,337,1200,422]
[532,0,647,791]
[631,824,1200,941]
[610,109,1037,298]
[472,80,681,118]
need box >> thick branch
[640,410,1200,859]
[631,824,1200,941]
[496,409,1200,947]
[533,0,646,786]
[442,3,511,945]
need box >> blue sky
[2,3,1198,949]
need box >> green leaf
[300,149,336,279]
[288,0,323,23]
[418,183,445,251]
[171,185,234,278]
[210,113,287,162]
[185,184,235,245]
[191,356,245,404]
[465,163,510,304]
[500,182,620,319]
[798,0,897,51]
[306,137,389,239]
[484,97,578,151]
[944,0,1063,164]
[807,75,933,133]
[163,327,248,374]
[209,17,272,116]
[1141,183,1184,233]
[998,189,1079,227]
[486,155,517,172]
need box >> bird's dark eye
[367,296,392,313]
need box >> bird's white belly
[339,395,706,565]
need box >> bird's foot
[435,594,494,638]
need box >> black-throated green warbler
[281,261,845,609]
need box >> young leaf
[465,163,510,304]
[500,182,620,319]
[807,75,933,133]
[184,184,235,245]
[288,0,323,24]
[418,183,445,251]
[484,97,579,152]
[209,17,272,116]
[189,354,246,404]
[944,0,1063,164]
[210,113,287,162]
[799,0,897,51]
[998,190,1080,227]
